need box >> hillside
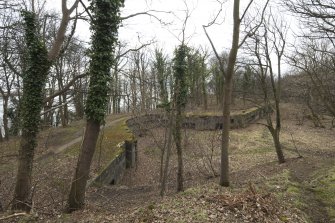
[0,103,334,222]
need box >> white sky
[46,0,297,71]
[48,0,274,50]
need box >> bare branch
[43,73,87,103]
[116,42,154,61]
[202,25,226,77]
[238,0,269,48]
[121,10,172,26]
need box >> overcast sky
[46,0,296,71]
[48,1,282,48]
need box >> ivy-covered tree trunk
[173,45,188,192]
[12,11,50,211]
[67,0,123,212]
[12,1,79,212]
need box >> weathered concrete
[92,140,137,186]
[127,105,271,135]
[92,105,270,186]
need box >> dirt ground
[0,103,334,222]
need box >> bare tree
[284,0,335,120]
[244,10,288,163]
[283,0,335,40]
[203,0,269,186]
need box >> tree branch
[43,73,87,103]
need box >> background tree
[244,11,287,163]
[187,48,209,110]
[172,44,188,192]
[284,0,335,121]
[152,48,175,196]
[0,3,23,140]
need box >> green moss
[185,111,221,117]
[185,106,261,117]
[144,147,161,156]
[180,187,199,196]
[64,142,81,156]
[91,117,136,176]
[287,184,301,195]
[327,207,335,220]
[266,169,305,208]
[309,167,335,218]
[233,107,259,115]
[234,146,271,155]
[95,118,133,161]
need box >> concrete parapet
[127,105,271,134]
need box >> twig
[0,212,27,221]
[0,154,18,158]
[290,132,303,158]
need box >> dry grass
[0,103,334,222]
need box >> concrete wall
[92,106,269,186]
[92,140,137,186]
[127,106,271,134]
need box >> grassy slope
[0,103,334,222]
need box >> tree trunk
[67,120,100,211]
[67,0,123,212]
[220,0,240,187]
[270,128,285,164]
[160,113,174,196]
[174,108,184,192]
[2,96,9,141]
[61,93,68,126]
[0,128,3,143]
[220,77,232,186]
[74,85,84,120]
[12,129,37,211]
[202,74,208,110]
[173,45,187,192]
[0,198,3,212]
[12,11,50,211]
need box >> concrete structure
[127,106,271,135]
[92,140,137,186]
[91,105,270,186]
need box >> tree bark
[220,0,240,187]
[270,128,285,164]
[12,129,37,211]
[220,76,233,186]
[67,120,100,211]
[160,113,174,196]
[174,108,184,192]
[2,95,9,141]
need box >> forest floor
[0,103,334,222]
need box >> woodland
[0,0,334,222]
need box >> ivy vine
[173,45,188,109]
[85,0,124,123]
[20,11,50,146]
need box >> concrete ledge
[127,105,271,135]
